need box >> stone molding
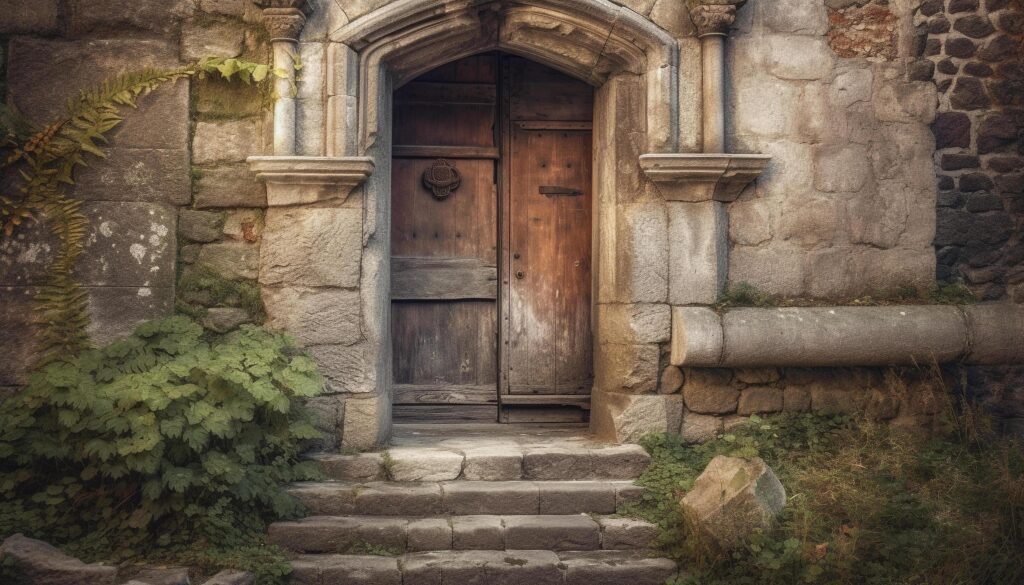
[255,0,311,41]
[689,4,738,38]
[640,153,771,202]
[247,156,374,206]
[671,303,1024,368]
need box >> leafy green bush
[624,414,1024,585]
[0,317,324,581]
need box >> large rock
[0,534,117,585]
[680,456,787,551]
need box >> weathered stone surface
[595,343,659,394]
[680,456,786,551]
[683,369,739,414]
[681,411,723,443]
[341,394,389,451]
[761,0,828,35]
[78,202,176,288]
[201,570,254,585]
[735,368,781,385]
[590,444,651,479]
[524,446,594,480]
[312,452,386,481]
[74,147,192,205]
[67,0,194,38]
[0,534,116,585]
[182,20,245,62]
[660,365,685,394]
[442,481,538,515]
[0,0,60,34]
[402,550,562,585]
[298,554,400,585]
[461,446,523,481]
[782,385,812,412]
[874,82,937,123]
[132,566,190,585]
[950,77,991,110]
[814,144,871,193]
[592,393,683,443]
[504,515,601,551]
[0,287,37,386]
[388,448,464,482]
[194,165,267,209]
[193,119,264,165]
[261,207,362,287]
[764,36,833,80]
[270,516,408,554]
[407,518,453,552]
[538,482,617,515]
[179,210,224,243]
[667,201,727,305]
[737,386,784,415]
[308,343,375,394]
[8,39,188,151]
[452,515,504,550]
[354,482,443,516]
[557,551,677,585]
[598,303,671,345]
[201,307,252,333]
[87,286,174,345]
[198,242,259,281]
[264,287,361,346]
[597,517,658,550]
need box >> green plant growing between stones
[0,316,324,584]
[177,263,266,323]
[0,57,286,368]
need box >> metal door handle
[539,186,582,196]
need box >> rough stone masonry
[0,0,1021,447]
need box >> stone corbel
[248,156,374,207]
[640,153,770,202]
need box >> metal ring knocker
[423,159,462,201]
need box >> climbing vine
[0,58,284,368]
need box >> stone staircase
[272,425,678,584]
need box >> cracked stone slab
[387,448,464,481]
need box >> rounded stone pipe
[671,303,1024,368]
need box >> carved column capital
[254,0,311,41]
[689,3,738,37]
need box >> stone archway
[249,0,769,449]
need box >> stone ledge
[247,156,374,207]
[671,303,1024,367]
[640,153,771,202]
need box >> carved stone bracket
[254,0,311,41]
[640,153,771,202]
[248,156,374,207]
[689,0,746,37]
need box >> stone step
[290,550,678,585]
[289,480,642,516]
[268,514,659,553]
[309,443,650,482]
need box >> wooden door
[391,55,500,423]
[501,57,594,423]
[391,54,594,424]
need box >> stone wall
[726,0,939,299]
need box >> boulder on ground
[679,456,786,551]
[201,570,254,585]
[0,534,116,585]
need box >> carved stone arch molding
[250,0,770,448]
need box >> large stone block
[87,286,174,345]
[595,343,660,394]
[592,392,683,443]
[728,245,807,297]
[683,368,739,414]
[264,287,362,346]
[261,207,362,288]
[668,201,727,305]
[829,67,873,108]
[67,0,194,38]
[308,343,376,394]
[759,0,829,35]
[728,198,772,247]
[76,202,176,288]
[194,165,268,209]
[0,534,117,585]
[616,203,669,303]
[7,39,188,151]
[181,20,246,62]
[733,76,802,139]
[0,0,60,34]
[873,82,938,124]
[198,242,259,281]
[597,303,671,345]
[341,393,389,451]
[813,144,872,193]
[74,148,190,205]
[681,411,723,443]
[193,119,265,165]
[764,35,834,80]
[0,287,37,386]
[776,195,844,249]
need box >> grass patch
[715,280,976,312]
[623,409,1024,585]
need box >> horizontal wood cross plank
[500,395,592,409]
[394,384,497,405]
[391,256,498,300]
[395,81,497,105]
[393,145,500,159]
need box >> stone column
[690,2,743,154]
[255,0,311,156]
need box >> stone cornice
[248,156,375,206]
[639,153,770,202]
[254,0,312,42]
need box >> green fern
[0,58,285,368]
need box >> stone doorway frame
[249,0,769,449]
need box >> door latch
[539,186,582,197]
